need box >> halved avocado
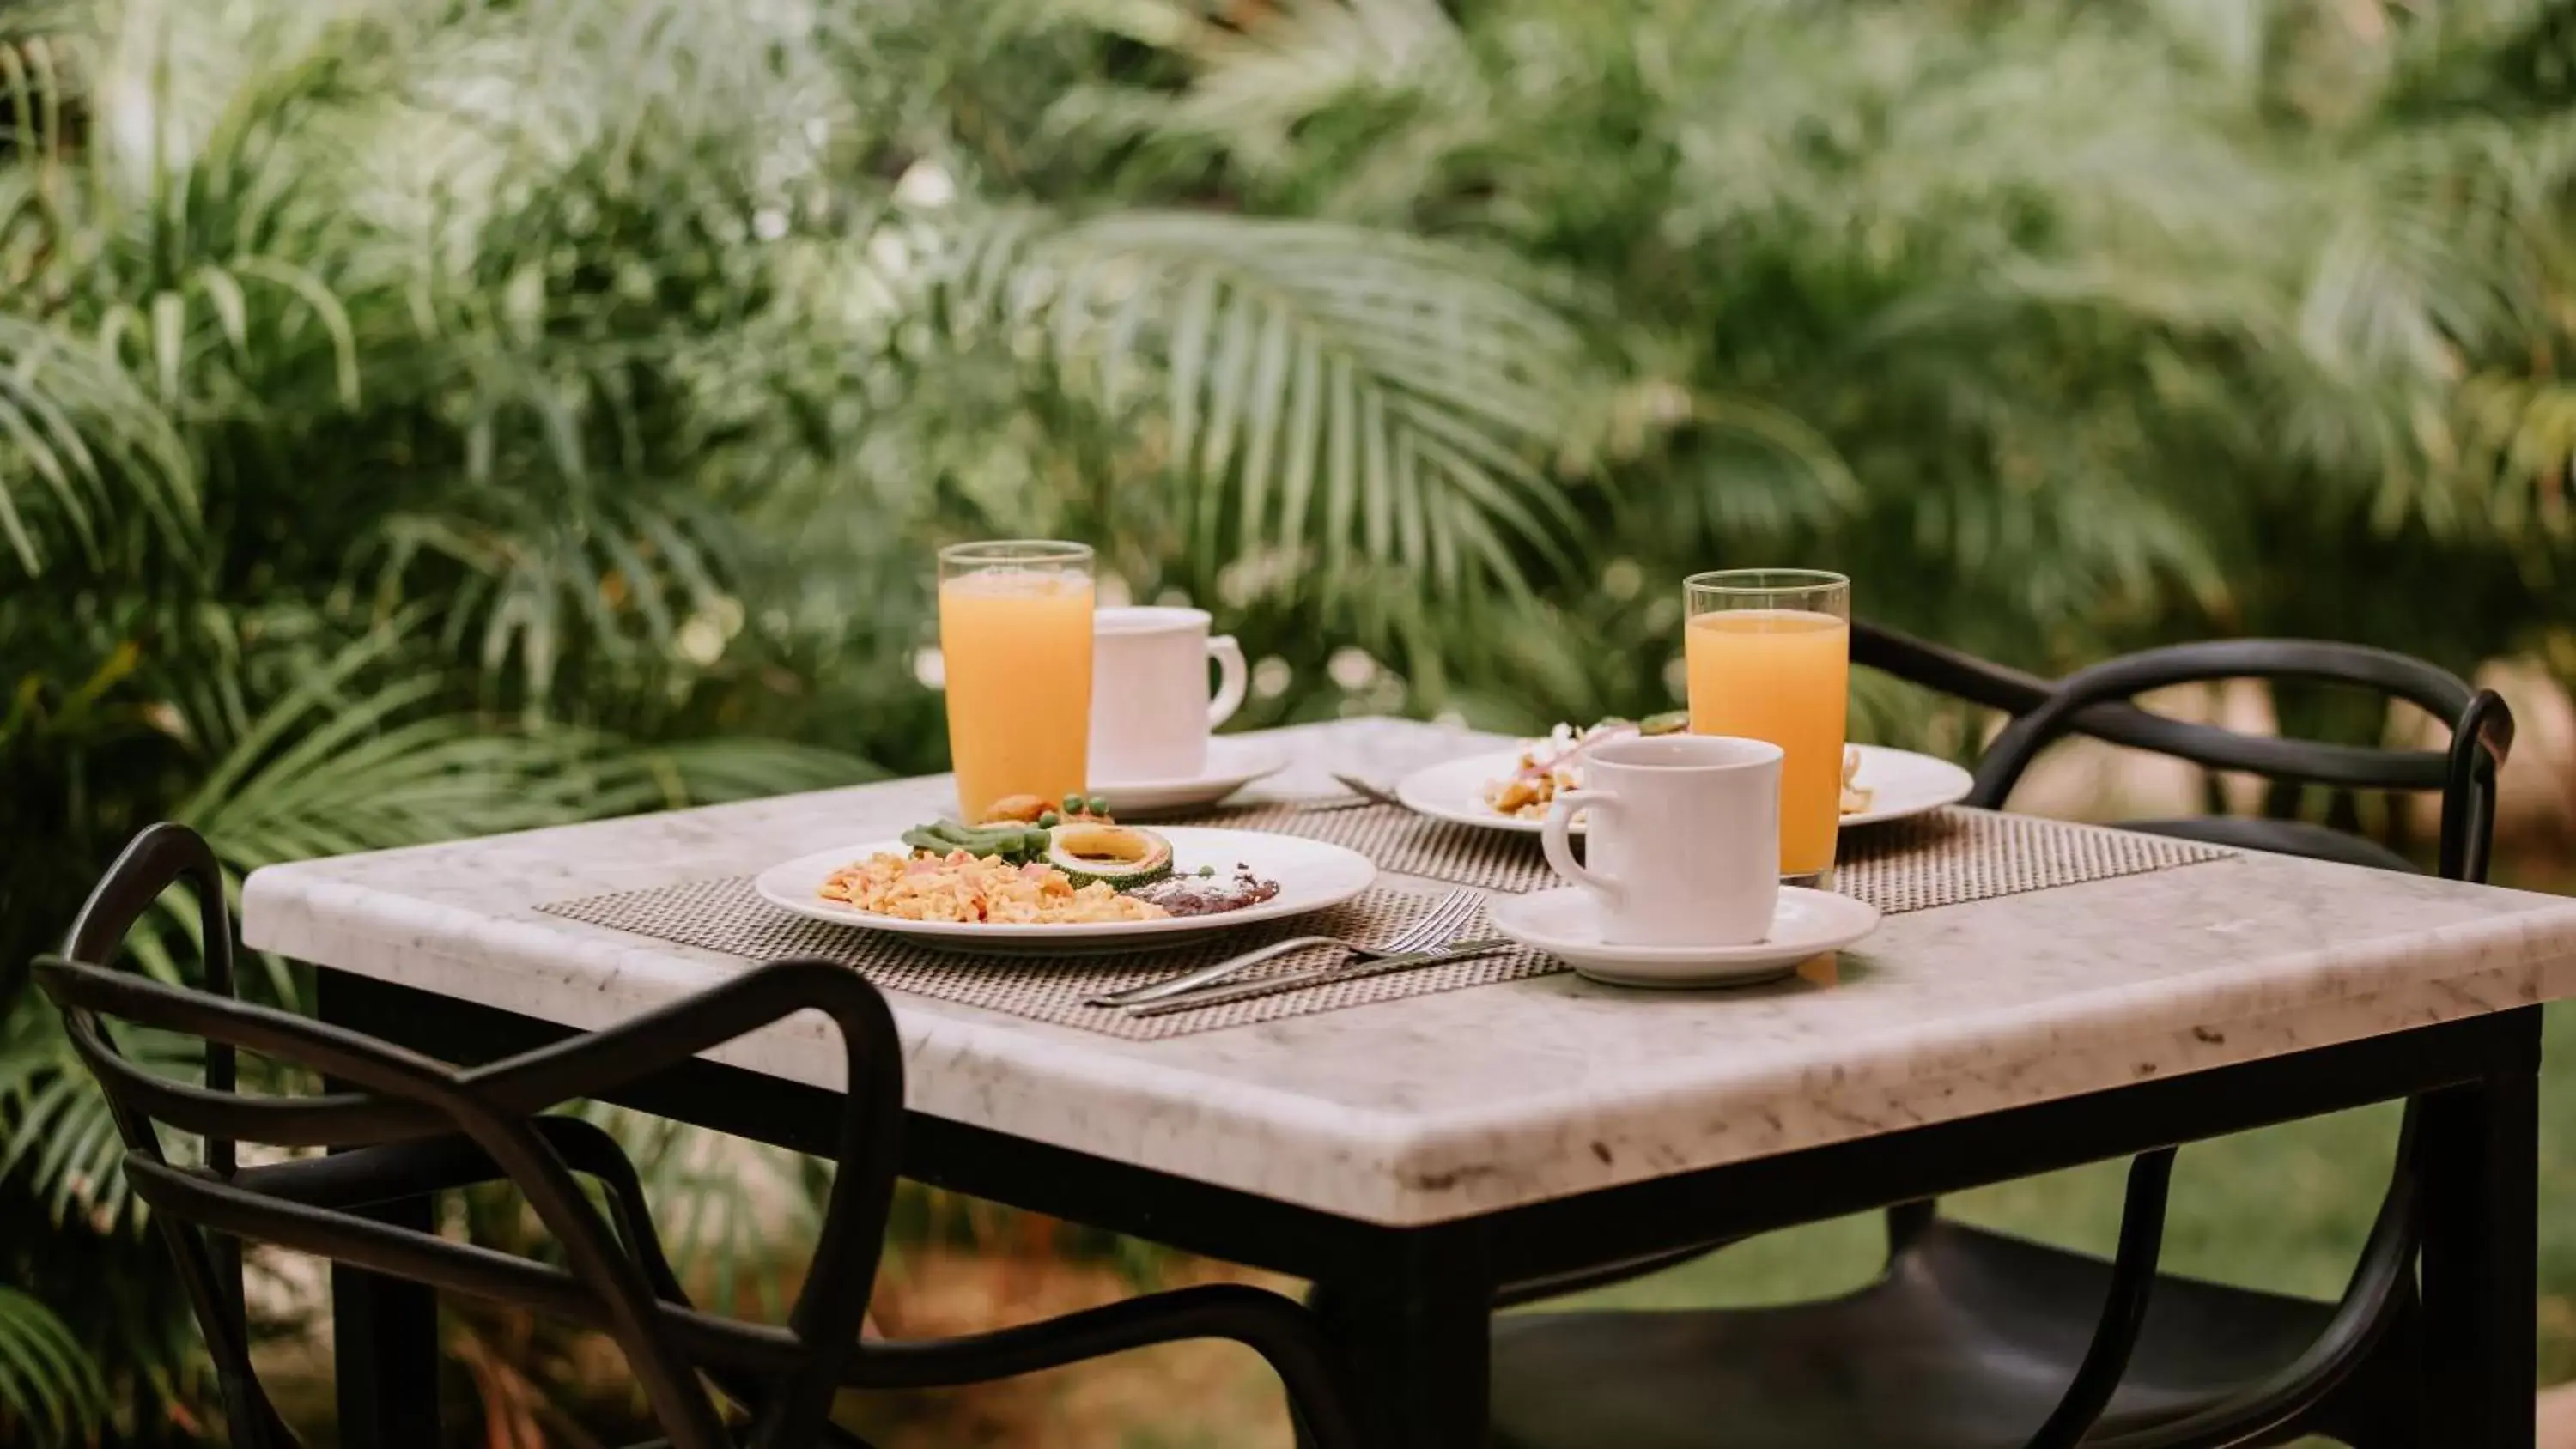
[1045,823,1175,888]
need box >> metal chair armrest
[846,1282,1374,1447]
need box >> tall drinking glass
[939,541,1095,823]
[1684,569,1851,885]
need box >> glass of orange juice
[1684,569,1850,885]
[939,540,1095,823]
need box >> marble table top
[243,718,2576,1226]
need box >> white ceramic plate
[1838,746,1977,828]
[753,827,1376,955]
[1490,886,1880,988]
[1393,743,1973,836]
[1088,737,1290,819]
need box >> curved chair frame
[1865,624,2511,1446]
[37,823,1374,1449]
[1852,626,2516,802]
[1492,626,2508,1448]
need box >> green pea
[1062,792,1085,815]
[1087,795,1110,817]
[1037,810,1059,828]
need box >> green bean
[975,828,1047,859]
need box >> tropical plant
[6,0,2576,1440]
[0,0,1610,1437]
[0,1288,105,1447]
[1038,0,2576,713]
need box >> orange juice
[1686,609,1850,876]
[940,571,1094,822]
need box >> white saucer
[1088,737,1289,818]
[1488,887,1881,988]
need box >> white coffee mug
[1088,606,1249,784]
[1540,734,1784,947]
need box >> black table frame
[319,970,2543,1449]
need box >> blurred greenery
[3,0,2574,1440]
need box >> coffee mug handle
[1206,635,1249,728]
[1541,790,1622,903]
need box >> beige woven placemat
[1834,809,2232,913]
[542,884,1550,1040]
[1170,801,2232,908]
[535,806,2230,1040]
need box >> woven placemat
[1171,802,2233,910]
[542,884,1552,1040]
[535,806,2231,1040]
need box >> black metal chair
[34,823,1375,1449]
[1489,627,2511,1449]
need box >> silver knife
[1125,937,1514,1018]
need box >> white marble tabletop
[243,718,2576,1226]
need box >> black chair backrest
[1855,625,2514,1446]
[1856,622,2514,881]
[1959,638,2509,882]
[34,824,908,1449]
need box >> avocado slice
[1044,823,1176,888]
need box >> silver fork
[1089,889,1482,1009]
[1126,934,1511,1018]
[1328,773,1405,809]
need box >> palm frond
[173,623,702,875]
[0,312,195,577]
[371,486,753,712]
[935,206,1601,597]
[624,739,884,809]
[0,1285,105,1446]
[2440,368,2576,541]
[0,992,196,1232]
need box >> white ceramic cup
[1088,606,1249,784]
[1540,734,1784,947]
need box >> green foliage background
[3,0,2573,1439]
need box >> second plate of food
[1394,743,1974,835]
[754,824,1376,955]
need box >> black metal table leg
[2419,1005,2542,1449]
[319,975,442,1449]
[1311,1227,1493,1447]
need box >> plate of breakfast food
[754,795,1376,954]
[1392,717,1975,834]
